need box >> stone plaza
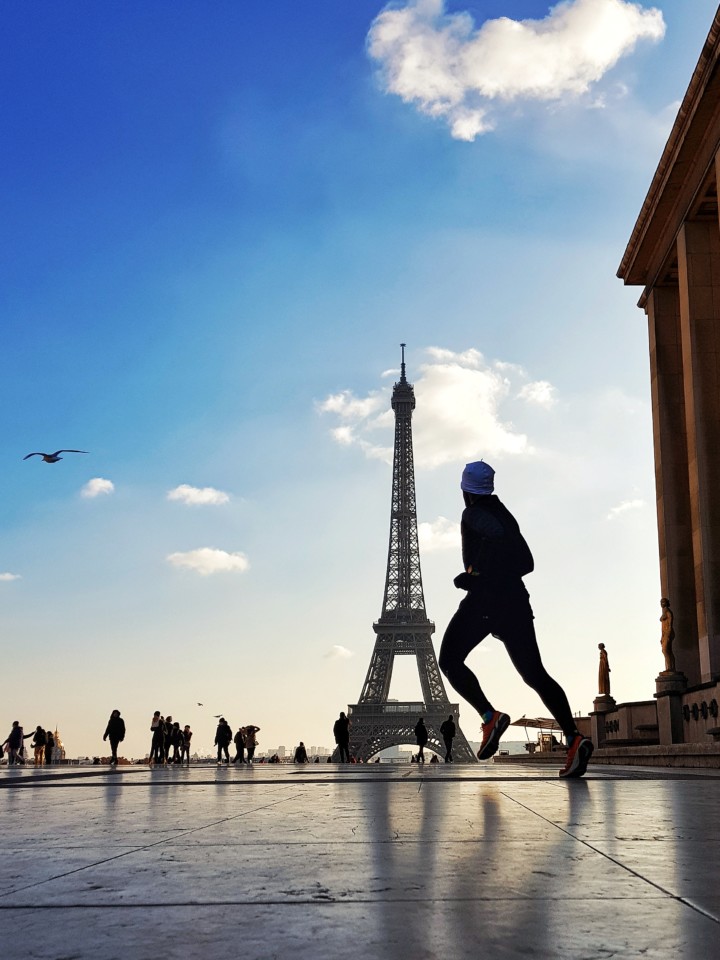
[1,762,718,959]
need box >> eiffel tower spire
[347,346,476,762]
[380,342,427,623]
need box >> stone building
[604,7,720,765]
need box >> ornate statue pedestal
[655,671,688,695]
[654,671,688,744]
[593,694,617,713]
[590,695,617,746]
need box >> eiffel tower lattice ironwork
[347,346,476,763]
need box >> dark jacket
[215,722,232,746]
[32,728,47,748]
[414,721,428,746]
[461,495,534,583]
[104,716,126,742]
[333,716,350,743]
[6,727,31,749]
[440,719,456,741]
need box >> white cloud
[518,381,558,408]
[368,0,665,140]
[418,516,460,552]
[167,484,230,506]
[607,498,646,520]
[166,548,250,576]
[0,572,21,582]
[81,477,115,499]
[324,645,355,660]
[318,346,548,467]
[316,390,387,421]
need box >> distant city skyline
[3,1,719,760]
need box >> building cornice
[618,11,720,290]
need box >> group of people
[213,718,260,765]
[411,715,457,763]
[1,722,55,765]
[148,712,192,765]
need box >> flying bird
[197,703,204,707]
[23,450,88,463]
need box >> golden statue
[598,643,611,696]
[660,598,676,672]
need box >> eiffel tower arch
[347,346,476,763]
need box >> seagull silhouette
[23,450,88,463]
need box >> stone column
[646,286,700,683]
[590,695,616,748]
[676,219,720,681]
[655,672,688,744]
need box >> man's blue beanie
[461,460,495,495]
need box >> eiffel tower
[347,346,476,763]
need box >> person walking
[180,725,192,765]
[440,714,456,763]
[103,710,126,765]
[169,722,183,764]
[4,722,32,765]
[233,727,246,765]
[149,711,165,765]
[163,716,175,764]
[215,718,232,764]
[333,711,351,763]
[438,460,593,778]
[414,717,428,763]
[244,725,260,764]
[31,726,47,766]
[44,729,55,766]
[294,742,309,763]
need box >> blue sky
[2,0,718,760]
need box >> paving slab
[1,763,718,959]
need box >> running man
[438,460,593,779]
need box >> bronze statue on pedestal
[660,597,676,673]
[598,643,611,696]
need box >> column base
[655,672,688,695]
[654,672,688,744]
[593,695,617,712]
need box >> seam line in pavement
[0,790,310,899]
[0,895,674,910]
[501,792,720,925]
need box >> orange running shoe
[559,735,594,778]
[477,711,510,760]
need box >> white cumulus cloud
[318,346,549,468]
[324,645,355,660]
[368,0,665,140]
[167,484,230,506]
[81,477,115,499]
[0,572,21,582]
[518,381,558,408]
[166,548,250,576]
[418,516,460,552]
[607,498,645,520]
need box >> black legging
[151,733,164,763]
[439,587,578,740]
